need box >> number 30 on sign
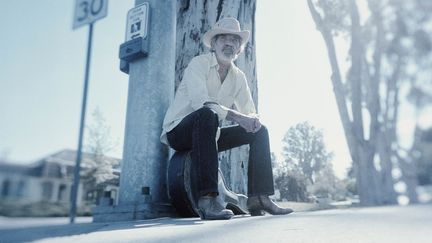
[73,0,108,29]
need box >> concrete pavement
[1,204,431,243]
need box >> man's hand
[204,102,261,133]
[227,109,261,133]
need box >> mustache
[222,46,235,53]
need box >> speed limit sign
[73,0,108,29]
[70,0,109,223]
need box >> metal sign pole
[70,22,94,224]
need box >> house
[0,149,120,207]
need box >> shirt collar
[210,52,219,67]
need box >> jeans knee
[256,124,269,137]
[197,107,219,124]
[258,124,268,133]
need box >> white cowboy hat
[203,17,250,48]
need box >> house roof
[0,149,121,178]
[0,162,31,175]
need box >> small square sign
[126,3,149,41]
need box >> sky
[1,0,407,179]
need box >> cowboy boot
[247,195,294,216]
[198,195,234,220]
[217,169,248,215]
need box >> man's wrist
[226,109,241,122]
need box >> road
[1,204,431,243]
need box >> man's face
[212,34,242,65]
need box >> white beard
[217,49,238,63]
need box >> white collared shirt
[160,52,256,145]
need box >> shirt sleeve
[234,72,257,116]
[183,56,228,120]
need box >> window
[16,180,26,197]
[41,181,53,200]
[1,180,11,197]
[58,184,67,202]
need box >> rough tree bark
[176,0,257,194]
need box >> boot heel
[249,209,265,216]
[198,209,206,220]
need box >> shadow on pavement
[0,217,203,243]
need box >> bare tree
[176,0,257,194]
[81,108,119,202]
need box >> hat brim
[203,28,250,48]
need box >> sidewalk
[1,204,431,243]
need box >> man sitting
[161,17,293,220]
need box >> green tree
[310,163,347,201]
[275,122,341,202]
[281,122,333,184]
[273,152,308,202]
[275,170,308,202]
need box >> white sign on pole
[125,3,149,41]
[73,0,108,29]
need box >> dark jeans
[167,107,275,197]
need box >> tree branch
[349,0,365,144]
[367,0,384,148]
[307,0,358,161]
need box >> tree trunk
[376,132,398,204]
[349,0,384,205]
[353,145,382,205]
[367,1,398,204]
[176,0,257,194]
[307,0,398,205]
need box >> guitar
[167,151,249,217]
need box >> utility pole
[93,0,177,222]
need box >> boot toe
[198,196,234,220]
[249,209,265,216]
[201,208,234,220]
[247,196,294,216]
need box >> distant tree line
[274,122,349,202]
